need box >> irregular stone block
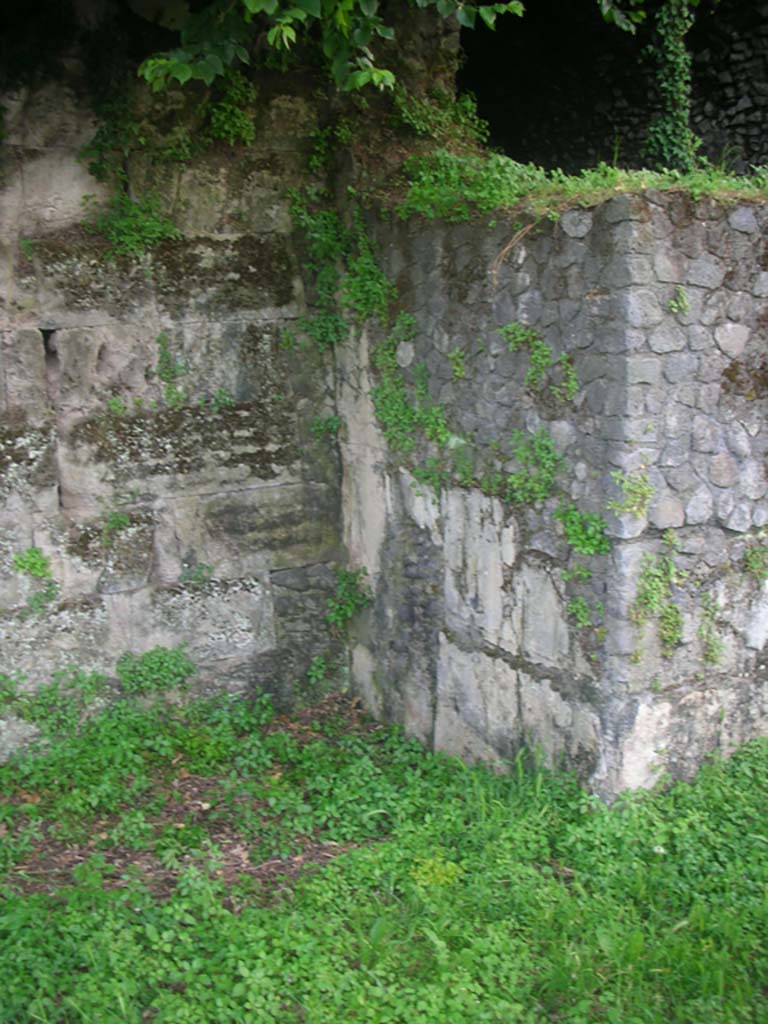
[513,563,569,668]
[648,323,687,354]
[626,356,661,385]
[0,597,110,687]
[687,255,727,289]
[649,494,685,529]
[685,485,714,524]
[443,488,516,648]
[518,673,599,771]
[728,206,759,233]
[560,209,593,238]
[709,452,740,488]
[714,322,750,358]
[619,289,665,329]
[434,635,520,762]
[692,414,724,453]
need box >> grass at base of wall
[0,690,765,1024]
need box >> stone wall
[0,79,343,758]
[340,193,768,797]
[2,75,766,796]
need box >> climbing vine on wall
[645,0,701,172]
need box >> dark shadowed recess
[458,0,768,173]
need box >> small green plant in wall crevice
[500,322,552,391]
[606,469,655,518]
[562,562,593,583]
[698,593,725,665]
[555,504,611,556]
[179,562,215,588]
[101,510,132,550]
[327,568,373,632]
[106,395,128,417]
[311,414,343,440]
[567,596,604,629]
[155,332,187,408]
[12,546,59,616]
[447,348,466,380]
[505,429,563,506]
[667,285,690,314]
[499,323,580,401]
[630,550,686,659]
[84,192,181,261]
[744,542,768,583]
[201,388,236,414]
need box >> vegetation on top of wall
[137,0,528,94]
[133,0,653,98]
[393,87,490,149]
[395,151,768,224]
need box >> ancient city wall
[1,80,766,795]
[0,82,342,758]
[340,194,768,796]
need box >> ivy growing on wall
[645,0,701,172]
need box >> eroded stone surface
[0,78,340,737]
[343,193,768,798]
[3,81,767,797]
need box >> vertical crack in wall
[40,327,64,511]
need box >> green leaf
[244,0,279,13]
[359,0,378,14]
[196,55,223,84]
[294,0,322,14]
[479,6,496,28]
[456,4,477,27]
[171,62,193,84]
[351,25,373,46]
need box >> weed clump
[116,645,196,695]
[0,690,764,1024]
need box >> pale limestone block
[434,634,520,763]
[399,469,442,547]
[512,563,569,667]
[518,673,599,767]
[442,487,515,647]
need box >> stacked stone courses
[345,191,768,797]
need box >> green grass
[0,689,765,1024]
[396,151,768,223]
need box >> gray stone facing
[354,191,768,799]
[714,322,750,358]
[0,78,340,730]
[3,85,767,799]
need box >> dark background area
[458,0,768,172]
[1,0,766,173]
